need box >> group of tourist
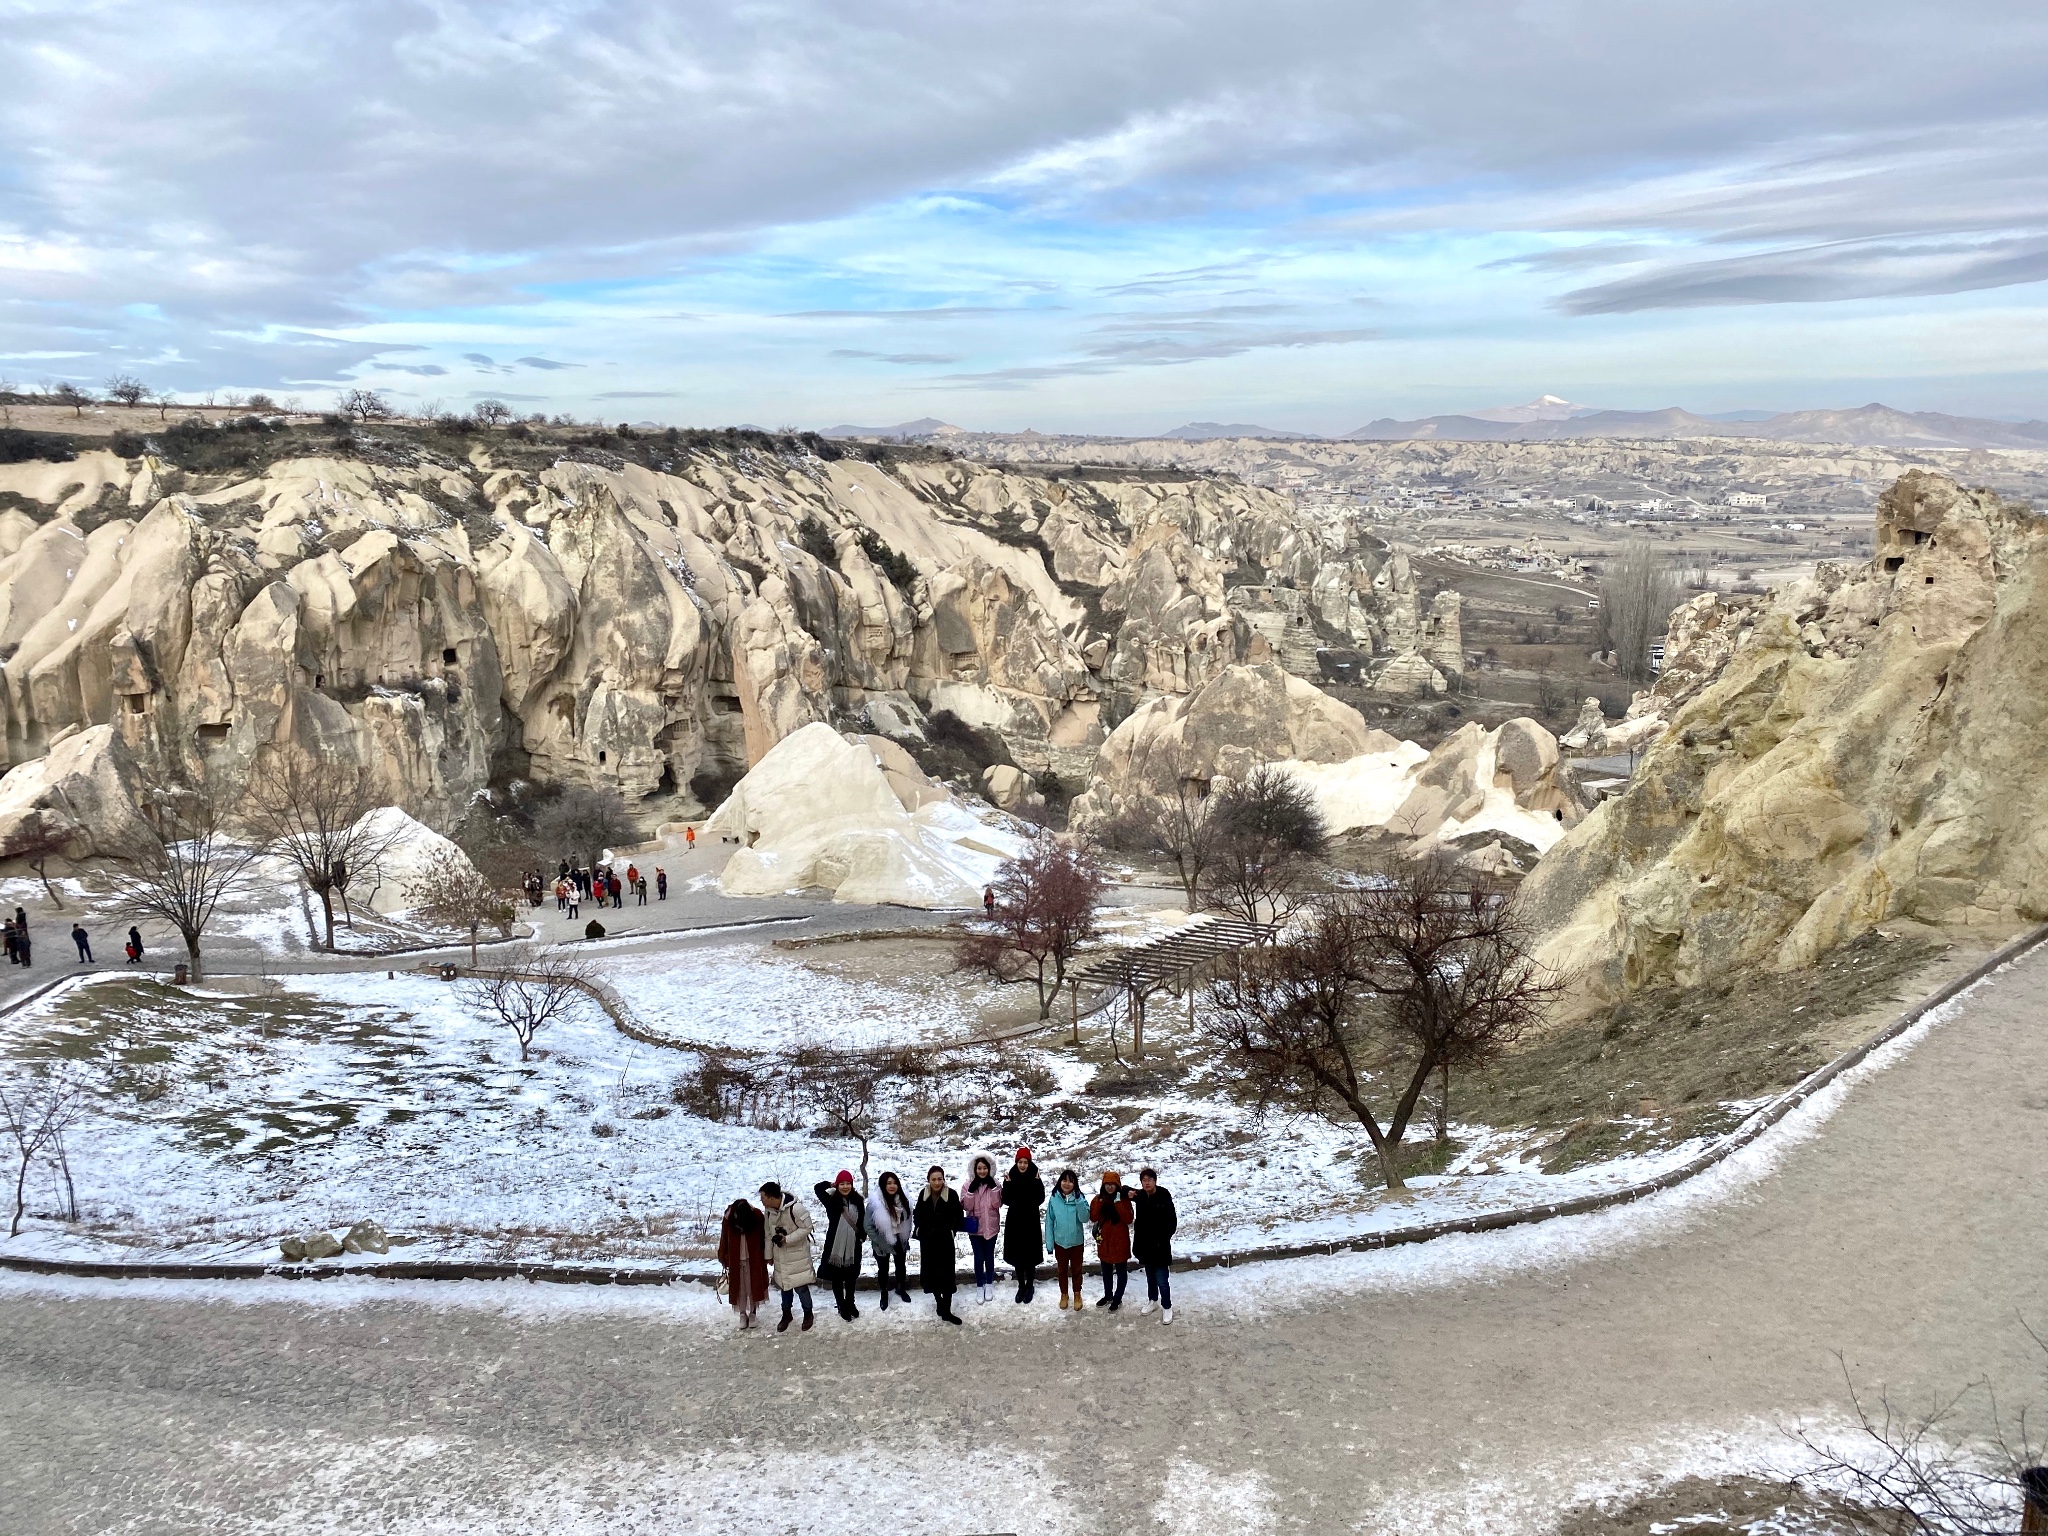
[546,860,670,916]
[715,1150,1179,1333]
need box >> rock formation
[1525,470,2048,998]
[0,439,1315,848]
[702,721,1029,907]
[1067,662,1377,829]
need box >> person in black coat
[912,1163,964,1325]
[1131,1166,1179,1324]
[812,1172,868,1321]
[1000,1147,1045,1304]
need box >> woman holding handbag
[715,1197,769,1330]
[961,1155,1003,1304]
[913,1164,965,1325]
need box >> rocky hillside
[0,424,1405,846]
[1525,470,2048,998]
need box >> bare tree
[337,388,392,423]
[241,757,403,950]
[534,784,639,873]
[1106,756,1222,911]
[784,1045,929,1196]
[473,398,513,427]
[460,947,591,1061]
[404,847,515,965]
[1201,763,1329,926]
[105,778,262,980]
[1795,1358,2040,1535]
[956,836,1109,1018]
[0,1068,89,1237]
[246,392,279,414]
[2,823,72,909]
[150,388,178,421]
[1206,864,1560,1191]
[49,382,89,417]
[1599,537,1681,682]
[103,373,148,408]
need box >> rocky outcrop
[1068,662,1375,829]
[703,721,1030,907]
[0,442,1312,838]
[0,724,152,859]
[1525,470,2048,999]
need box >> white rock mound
[352,806,475,914]
[1276,717,1584,860]
[703,722,1030,908]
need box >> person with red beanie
[812,1170,868,1322]
[1001,1147,1045,1304]
[1090,1170,1135,1312]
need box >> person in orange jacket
[1089,1170,1134,1312]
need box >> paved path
[3,939,2043,1533]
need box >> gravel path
[2,939,2043,1533]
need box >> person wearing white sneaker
[961,1155,1003,1306]
[1131,1166,1179,1327]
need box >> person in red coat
[716,1198,770,1329]
[1089,1170,1134,1312]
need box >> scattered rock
[342,1219,390,1255]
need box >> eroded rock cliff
[1525,470,2048,997]
[0,434,1318,845]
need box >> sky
[3,0,2046,435]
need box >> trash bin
[439,962,459,981]
[172,962,189,985]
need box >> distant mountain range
[819,399,2048,452]
[1342,400,2048,450]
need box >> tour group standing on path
[715,1150,1179,1332]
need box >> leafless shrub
[103,373,148,408]
[337,388,392,423]
[460,947,592,1061]
[1794,1359,2038,1534]
[0,1068,90,1236]
[1200,762,1330,926]
[405,848,516,965]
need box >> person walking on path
[610,872,624,909]
[625,862,639,892]
[1043,1168,1089,1312]
[1001,1148,1045,1304]
[635,876,648,905]
[554,878,569,913]
[1131,1166,1178,1325]
[865,1170,914,1310]
[71,925,91,964]
[1090,1171,1134,1312]
[655,867,667,901]
[813,1172,868,1321]
[913,1164,965,1325]
[982,884,995,918]
[14,923,29,969]
[760,1182,816,1332]
[685,825,696,853]
[961,1156,1002,1304]
[126,925,144,964]
[716,1198,770,1329]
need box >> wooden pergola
[1069,915,1277,1059]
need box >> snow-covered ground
[0,940,1759,1271]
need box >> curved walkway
[4,937,2046,1532]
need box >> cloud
[597,390,681,399]
[388,363,449,376]
[938,320,1376,388]
[830,349,963,364]
[516,355,578,369]
[1,0,2042,410]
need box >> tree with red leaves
[956,836,1109,1019]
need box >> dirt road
[3,945,2043,1535]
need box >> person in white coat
[760,1181,816,1333]
[866,1170,914,1309]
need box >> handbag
[964,1214,980,1235]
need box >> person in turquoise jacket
[1042,1167,1090,1312]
